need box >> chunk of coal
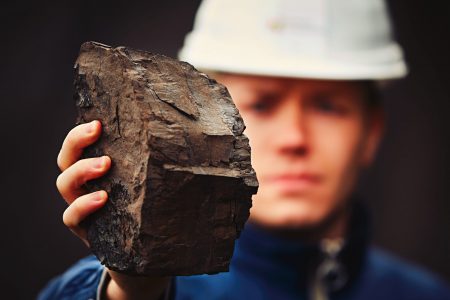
[73,41,258,276]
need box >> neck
[248,205,351,244]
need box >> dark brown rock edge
[73,41,258,276]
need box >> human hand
[56,120,111,246]
[56,120,170,299]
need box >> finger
[56,156,111,204]
[57,120,102,171]
[63,190,108,245]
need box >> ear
[361,108,384,167]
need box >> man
[40,0,450,299]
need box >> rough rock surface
[73,41,258,276]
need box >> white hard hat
[178,0,407,80]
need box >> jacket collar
[232,197,371,295]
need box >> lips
[264,173,322,193]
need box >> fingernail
[87,121,97,133]
[93,191,106,201]
[95,156,106,169]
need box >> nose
[273,99,309,157]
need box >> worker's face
[216,74,383,230]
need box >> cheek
[241,119,270,178]
[312,118,365,196]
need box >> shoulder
[356,247,450,300]
[37,255,104,300]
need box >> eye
[250,101,272,113]
[312,93,345,115]
[246,93,279,115]
[317,99,337,112]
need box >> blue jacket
[39,204,450,300]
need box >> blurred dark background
[0,1,449,299]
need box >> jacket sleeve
[38,255,175,300]
[37,255,105,300]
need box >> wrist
[105,269,171,300]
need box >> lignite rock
[73,41,258,276]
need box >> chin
[249,193,331,230]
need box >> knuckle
[56,173,64,191]
[77,161,93,183]
[69,160,84,180]
[65,132,77,149]
[62,208,75,228]
[56,151,63,170]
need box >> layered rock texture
[73,41,258,275]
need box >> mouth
[264,173,322,194]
